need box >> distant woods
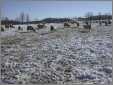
[84,12,112,27]
[19,12,30,23]
[1,12,112,25]
[1,12,30,25]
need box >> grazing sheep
[37,24,45,29]
[50,25,54,31]
[5,24,14,28]
[108,20,111,24]
[83,25,91,29]
[96,21,98,23]
[10,24,14,28]
[104,21,108,26]
[27,26,36,32]
[102,21,105,23]
[71,21,79,27]
[85,22,89,25]
[83,22,91,32]
[64,22,70,27]
[70,21,75,24]
[99,22,102,26]
[5,25,10,28]
[18,26,22,30]
[102,21,110,26]
[76,22,79,27]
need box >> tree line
[1,12,112,25]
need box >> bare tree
[105,12,112,25]
[20,12,25,24]
[98,12,102,26]
[15,17,19,22]
[85,12,93,27]
[4,17,9,21]
[26,14,30,22]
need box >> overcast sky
[1,0,112,20]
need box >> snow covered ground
[1,23,112,84]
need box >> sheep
[50,25,54,31]
[37,23,45,29]
[18,26,22,30]
[70,21,79,27]
[83,25,91,31]
[83,22,91,32]
[27,26,36,32]
[64,22,70,28]
[99,22,102,26]
[108,20,112,24]
[104,21,108,26]
[10,24,14,28]
[5,25,10,28]
[76,22,79,27]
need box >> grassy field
[1,24,112,84]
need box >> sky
[1,0,112,21]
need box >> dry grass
[1,37,22,45]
